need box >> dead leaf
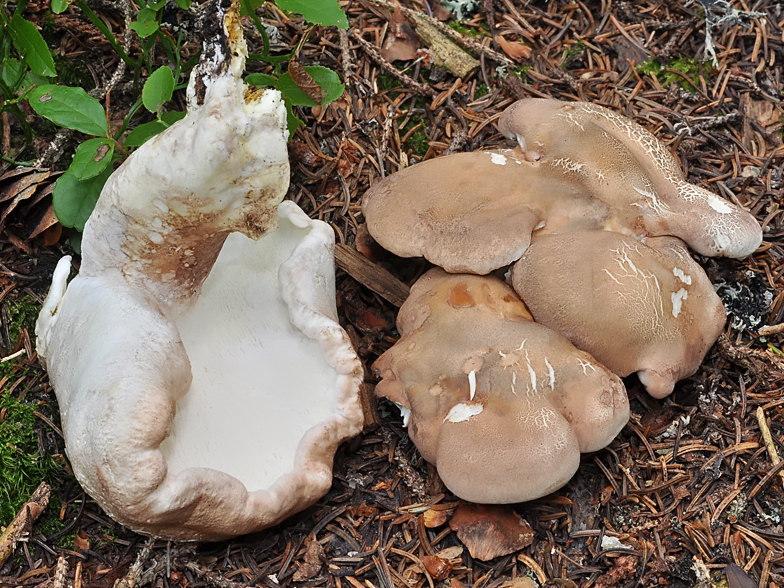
[28,203,58,240]
[435,546,463,560]
[500,579,537,588]
[292,538,325,582]
[423,507,452,527]
[289,60,324,105]
[74,528,90,551]
[726,563,758,588]
[381,8,420,62]
[42,223,62,247]
[741,93,783,151]
[496,36,531,62]
[448,502,533,561]
[432,2,452,20]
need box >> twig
[755,406,784,483]
[350,30,436,97]
[369,0,516,69]
[759,322,784,336]
[338,28,354,83]
[0,482,51,567]
[114,537,156,588]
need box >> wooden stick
[0,482,51,567]
[755,406,784,484]
[335,244,410,307]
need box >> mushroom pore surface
[511,231,726,399]
[373,269,629,503]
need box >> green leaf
[53,166,112,231]
[124,111,185,147]
[174,0,191,7]
[275,0,348,28]
[124,120,166,147]
[245,73,277,87]
[2,59,53,95]
[146,0,166,8]
[69,230,82,254]
[51,0,70,13]
[28,85,108,136]
[142,66,175,114]
[284,100,304,137]
[161,110,187,125]
[9,15,56,77]
[276,65,344,106]
[130,9,159,38]
[69,138,114,180]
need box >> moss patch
[637,56,707,92]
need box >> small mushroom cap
[362,149,610,274]
[499,98,762,259]
[510,231,726,398]
[374,269,629,503]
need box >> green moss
[7,294,39,345]
[512,65,531,83]
[561,40,585,66]
[377,72,401,93]
[54,55,94,91]
[637,56,707,92]
[0,387,63,526]
[448,21,480,37]
[474,83,489,99]
[405,128,429,158]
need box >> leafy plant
[242,0,347,134]
[8,0,349,246]
[0,5,57,158]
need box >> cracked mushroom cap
[373,269,629,503]
[510,231,726,399]
[498,98,763,259]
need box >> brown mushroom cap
[498,98,762,259]
[362,149,611,274]
[373,269,629,503]
[510,231,726,399]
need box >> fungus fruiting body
[363,97,762,504]
[511,231,726,399]
[35,0,363,541]
[374,269,629,503]
[498,98,763,259]
[363,100,762,274]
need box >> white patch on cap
[491,153,508,165]
[673,267,692,285]
[468,370,477,400]
[671,288,688,317]
[705,192,733,213]
[394,402,411,427]
[444,402,484,423]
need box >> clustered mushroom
[363,98,762,502]
[35,0,364,541]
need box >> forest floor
[1,0,784,587]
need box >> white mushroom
[35,0,363,541]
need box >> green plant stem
[75,0,139,68]
[114,96,145,139]
[241,0,270,56]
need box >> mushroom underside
[41,203,363,541]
